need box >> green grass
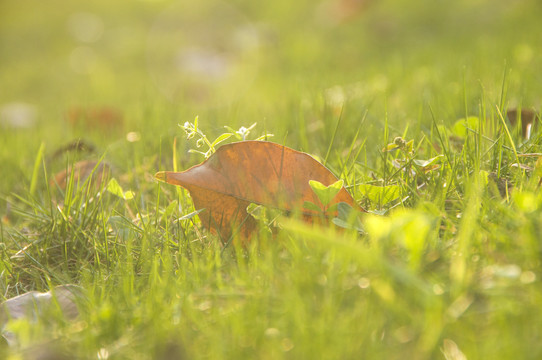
[2,0,542,359]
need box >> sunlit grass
[2,0,542,359]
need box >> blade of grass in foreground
[29,142,45,197]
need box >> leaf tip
[154,171,167,182]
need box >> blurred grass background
[1,1,542,359]
[1,0,541,183]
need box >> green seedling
[106,178,134,200]
[181,117,273,158]
[304,179,344,216]
[331,202,365,234]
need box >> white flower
[236,126,249,140]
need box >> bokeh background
[1,0,542,193]
[2,2,542,358]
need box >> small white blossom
[236,126,249,140]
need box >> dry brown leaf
[66,106,123,132]
[49,138,96,161]
[1,285,83,347]
[155,141,363,241]
[51,160,111,191]
[507,108,539,139]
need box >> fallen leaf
[1,285,84,347]
[49,138,96,161]
[507,108,539,139]
[155,141,363,241]
[66,106,123,132]
[52,160,111,191]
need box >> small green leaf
[382,143,400,152]
[107,178,124,198]
[359,184,400,205]
[309,179,344,207]
[255,133,274,141]
[107,178,134,200]
[211,133,234,147]
[412,155,443,168]
[405,139,414,153]
[188,149,211,157]
[247,203,263,220]
[332,202,365,233]
[247,203,282,226]
[382,138,414,153]
[336,202,354,220]
[303,201,323,213]
[452,116,480,137]
[246,203,260,214]
[123,190,135,200]
[331,217,366,234]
